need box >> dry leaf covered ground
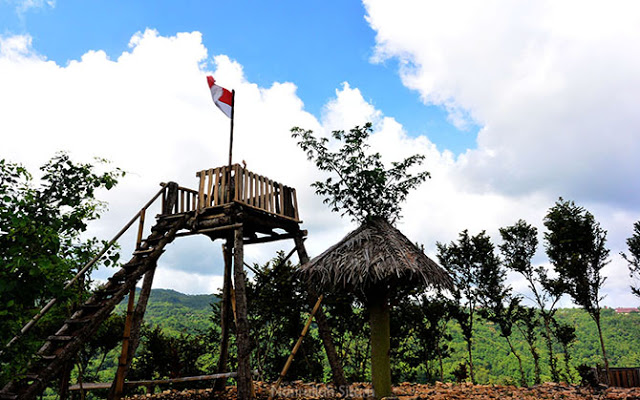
[125,381,640,400]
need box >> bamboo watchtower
[0,163,340,400]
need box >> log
[233,226,253,399]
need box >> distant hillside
[114,289,640,383]
[116,288,219,335]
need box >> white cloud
[364,0,640,209]
[1,26,638,308]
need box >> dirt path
[125,381,640,399]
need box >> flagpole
[227,89,235,202]
[228,89,235,168]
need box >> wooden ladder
[0,214,190,400]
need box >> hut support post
[293,235,348,389]
[369,293,392,399]
[233,226,253,399]
[214,239,234,391]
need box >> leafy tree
[293,122,432,398]
[474,233,527,386]
[544,198,610,377]
[292,123,430,224]
[621,221,640,298]
[437,230,489,384]
[322,293,369,382]
[245,252,324,382]
[0,154,123,383]
[514,305,542,385]
[499,219,564,382]
[390,294,452,384]
[129,325,208,381]
[553,319,577,383]
[419,295,454,382]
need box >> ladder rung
[95,287,120,296]
[47,335,74,342]
[65,317,93,325]
[132,248,154,255]
[80,303,102,310]
[34,354,56,361]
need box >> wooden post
[113,287,136,399]
[293,235,348,389]
[213,239,234,391]
[233,226,253,399]
[163,182,179,215]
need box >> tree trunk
[467,308,476,384]
[505,335,527,386]
[369,292,392,400]
[561,343,573,383]
[466,339,475,384]
[543,315,559,382]
[214,239,233,391]
[294,235,348,389]
[436,344,444,382]
[233,227,253,399]
[594,313,610,384]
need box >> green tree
[474,233,527,386]
[552,319,577,383]
[437,230,488,384]
[292,123,430,224]
[499,219,564,382]
[621,221,640,298]
[514,305,542,385]
[0,154,123,383]
[544,198,610,377]
[246,252,324,382]
[293,122,432,398]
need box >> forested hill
[116,288,219,335]
[116,289,640,383]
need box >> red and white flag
[207,76,233,118]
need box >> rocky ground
[124,381,640,399]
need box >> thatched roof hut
[300,218,453,295]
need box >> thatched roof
[300,218,453,294]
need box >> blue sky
[0,0,476,154]
[1,0,640,306]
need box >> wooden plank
[279,183,285,217]
[220,167,228,204]
[212,168,219,207]
[255,174,262,208]
[268,179,275,213]
[292,188,299,220]
[198,171,206,210]
[265,178,271,213]
[69,372,240,391]
[207,169,214,208]
[261,176,267,211]
[243,168,249,203]
[234,164,240,201]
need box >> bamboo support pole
[268,295,324,400]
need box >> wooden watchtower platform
[0,164,342,400]
[168,163,303,242]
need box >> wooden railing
[196,164,299,221]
